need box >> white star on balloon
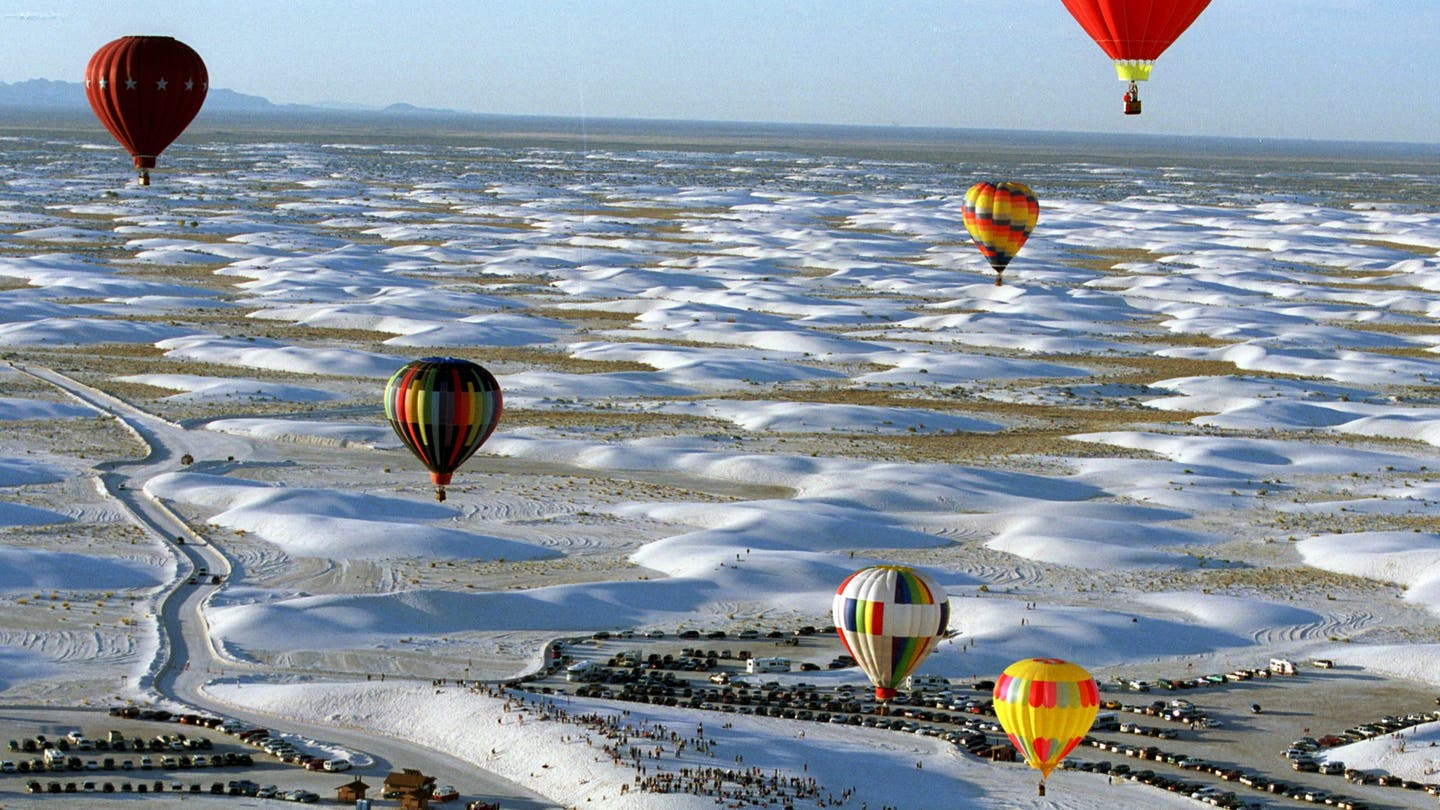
[124,77,137,90]
[99,77,108,90]
[156,78,168,90]
[184,79,194,91]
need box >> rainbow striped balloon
[962,181,1039,284]
[833,565,949,700]
[384,357,503,501]
[992,657,1100,784]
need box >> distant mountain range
[0,78,463,116]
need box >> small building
[385,769,436,805]
[336,778,370,804]
[1268,658,1296,675]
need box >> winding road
[19,363,558,809]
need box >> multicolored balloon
[85,36,208,185]
[384,357,503,502]
[833,565,949,700]
[992,658,1100,793]
[962,181,1039,285]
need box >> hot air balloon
[85,36,208,185]
[1060,0,1213,114]
[962,181,1038,286]
[992,657,1100,796]
[833,565,949,702]
[384,357,503,502]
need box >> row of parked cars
[22,777,316,801]
[107,707,353,774]
[1280,709,1440,792]
[1070,732,1404,809]
[1104,696,1218,729]
[212,720,351,773]
[5,728,256,775]
[594,625,826,642]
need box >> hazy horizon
[6,99,1440,167]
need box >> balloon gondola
[962,181,1039,286]
[1060,0,1213,115]
[85,36,208,185]
[833,565,950,703]
[992,657,1100,796]
[384,357,503,502]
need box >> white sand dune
[118,373,342,402]
[0,548,165,590]
[206,418,399,448]
[156,334,407,378]
[145,472,557,561]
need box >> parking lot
[0,706,368,807]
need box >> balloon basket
[139,170,151,187]
[1037,781,1046,797]
[434,487,447,502]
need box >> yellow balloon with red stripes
[992,657,1100,784]
[962,181,1039,284]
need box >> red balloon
[85,36,207,181]
[1060,0,1211,63]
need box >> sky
[2,0,1438,143]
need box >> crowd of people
[445,680,870,808]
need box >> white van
[566,661,604,682]
[905,674,950,691]
[746,657,791,674]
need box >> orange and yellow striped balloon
[962,181,1039,284]
[992,658,1099,783]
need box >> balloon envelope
[1059,0,1213,81]
[962,181,1038,280]
[85,36,208,171]
[384,357,503,499]
[833,565,949,700]
[992,658,1100,781]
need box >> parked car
[433,785,461,802]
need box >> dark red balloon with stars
[85,36,207,183]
